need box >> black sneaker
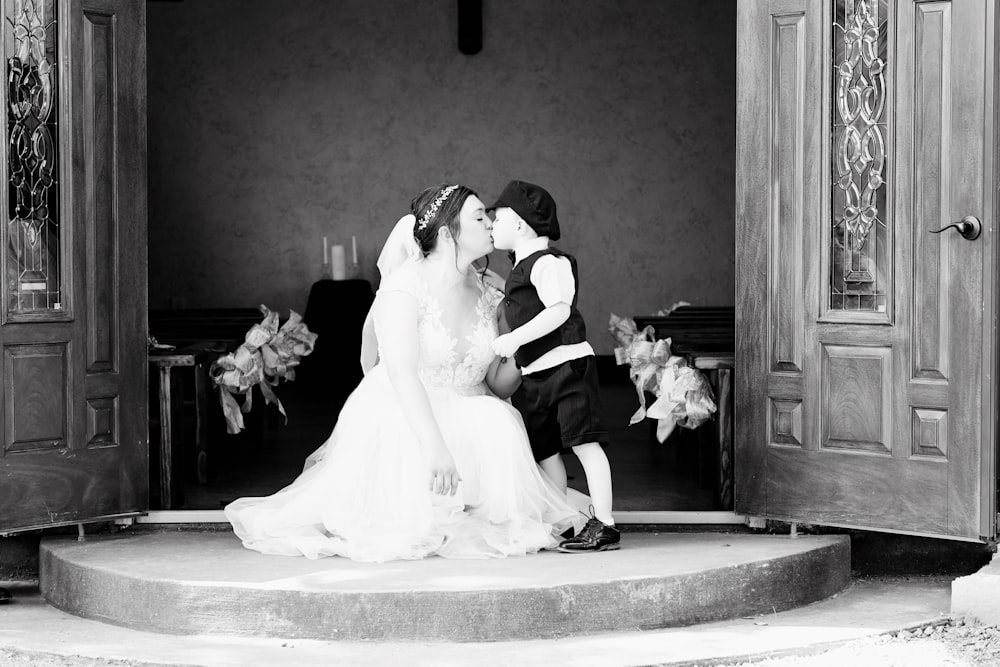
[557,516,620,553]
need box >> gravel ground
[0,650,182,667]
[3,621,999,667]
[706,618,1000,667]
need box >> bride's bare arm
[359,307,378,375]
[374,290,460,496]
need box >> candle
[352,235,358,265]
[323,236,328,265]
[331,244,346,280]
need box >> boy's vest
[504,247,587,368]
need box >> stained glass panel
[5,0,60,313]
[830,0,889,314]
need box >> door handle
[930,215,982,241]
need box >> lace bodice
[376,263,502,392]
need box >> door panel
[820,344,892,455]
[908,2,952,384]
[736,0,996,540]
[769,9,809,377]
[83,6,119,377]
[0,0,147,533]
[5,343,70,453]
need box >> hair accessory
[416,185,459,230]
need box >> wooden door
[736,0,998,540]
[0,0,147,533]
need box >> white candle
[331,244,346,280]
[352,235,358,265]
[323,236,328,265]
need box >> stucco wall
[146,0,735,355]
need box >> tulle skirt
[225,365,583,562]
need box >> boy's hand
[492,333,521,358]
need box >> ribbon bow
[609,313,717,443]
[209,305,318,434]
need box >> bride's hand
[428,447,461,496]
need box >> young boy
[488,180,619,553]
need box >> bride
[225,184,583,562]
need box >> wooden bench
[149,307,264,347]
[634,307,735,510]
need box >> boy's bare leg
[539,452,568,493]
[571,442,614,526]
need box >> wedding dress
[225,259,582,562]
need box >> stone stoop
[951,551,1000,624]
[38,531,850,642]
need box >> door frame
[133,2,1000,535]
[984,0,999,540]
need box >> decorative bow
[609,313,716,443]
[209,305,317,434]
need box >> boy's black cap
[488,180,560,241]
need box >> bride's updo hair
[411,183,477,255]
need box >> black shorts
[511,356,609,462]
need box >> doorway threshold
[130,510,748,525]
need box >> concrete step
[951,551,1000,624]
[39,530,850,642]
[0,576,953,667]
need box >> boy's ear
[513,214,528,234]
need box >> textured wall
[147,0,735,354]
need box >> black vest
[504,247,587,368]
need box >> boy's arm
[492,256,574,358]
[496,304,570,350]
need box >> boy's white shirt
[511,237,595,375]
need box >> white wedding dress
[225,261,582,562]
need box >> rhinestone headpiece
[416,185,459,231]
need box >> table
[633,308,735,510]
[148,342,227,510]
[690,353,734,511]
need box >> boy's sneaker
[557,516,620,553]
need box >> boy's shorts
[511,355,609,462]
